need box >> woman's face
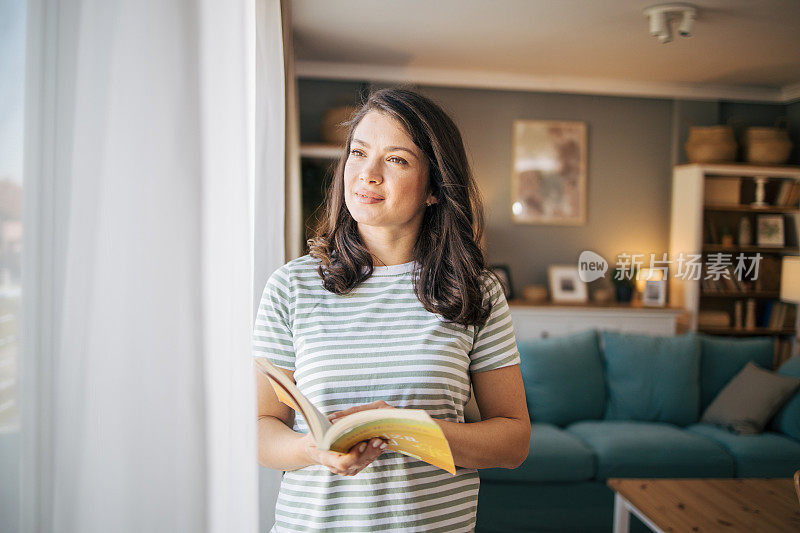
[343,110,436,235]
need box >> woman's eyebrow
[352,138,418,159]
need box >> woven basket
[745,125,792,164]
[685,125,737,163]
[320,106,357,145]
[522,284,548,303]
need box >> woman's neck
[358,224,418,267]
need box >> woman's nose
[359,160,383,184]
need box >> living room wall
[298,79,796,292]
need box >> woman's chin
[347,204,383,222]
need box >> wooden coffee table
[607,478,800,533]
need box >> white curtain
[21,0,264,531]
[254,0,299,529]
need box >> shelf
[700,291,780,299]
[698,326,797,336]
[676,163,800,178]
[300,143,344,159]
[704,204,800,213]
[702,244,800,255]
[508,299,683,313]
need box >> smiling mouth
[356,192,384,201]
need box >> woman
[254,88,530,532]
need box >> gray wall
[298,79,797,292]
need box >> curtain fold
[254,0,296,529]
[22,0,261,531]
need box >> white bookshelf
[669,163,800,366]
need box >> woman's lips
[355,192,384,204]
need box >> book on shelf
[700,266,755,294]
[777,181,789,206]
[705,216,720,244]
[704,177,741,205]
[769,302,790,330]
[759,300,774,328]
[773,180,800,207]
[254,356,457,474]
[790,182,800,207]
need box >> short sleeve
[253,267,296,371]
[468,272,521,373]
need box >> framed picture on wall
[641,280,667,307]
[511,120,587,225]
[548,265,588,303]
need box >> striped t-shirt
[253,254,520,532]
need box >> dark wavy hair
[307,87,492,327]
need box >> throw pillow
[770,356,800,440]
[700,361,800,434]
[697,334,774,411]
[518,329,605,426]
[601,331,700,426]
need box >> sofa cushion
[700,361,800,434]
[565,420,734,479]
[770,356,800,440]
[698,334,774,411]
[480,423,595,483]
[687,423,800,477]
[518,329,605,426]
[600,331,700,426]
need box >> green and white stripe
[254,255,520,532]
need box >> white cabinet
[509,303,684,342]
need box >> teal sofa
[476,330,800,533]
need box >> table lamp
[781,256,800,303]
[780,256,800,359]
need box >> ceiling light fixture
[643,3,698,44]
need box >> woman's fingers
[323,438,389,476]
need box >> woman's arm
[435,364,530,469]
[256,365,387,474]
[255,365,312,470]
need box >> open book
[254,357,456,475]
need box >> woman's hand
[300,400,395,476]
[327,399,395,423]
[300,433,388,476]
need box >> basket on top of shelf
[745,119,793,165]
[320,106,357,145]
[685,125,737,163]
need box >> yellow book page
[267,376,301,412]
[329,418,456,475]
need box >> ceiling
[291,0,800,102]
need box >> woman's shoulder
[477,268,506,304]
[282,254,322,274]
[266,254,322,288]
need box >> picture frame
[641,280,667,307]
[548,265,588,303]
[756,214,784,247]
[511,120,587,225]
[489,265,514,300]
